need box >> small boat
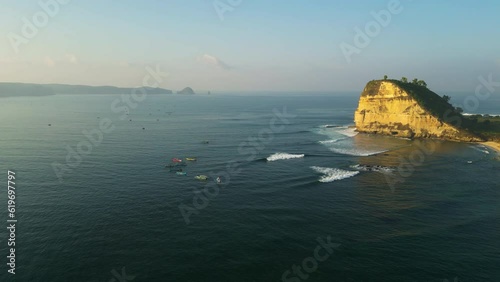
[194,175,209,181]
[467,161,473,164]
[186,158,197,161]
[216,176,222,184]
[176,172,187,176]
[172,158,182,163]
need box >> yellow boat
[186,157,197,161]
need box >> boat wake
[266,153,305,162]
[310,166,359,183]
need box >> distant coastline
[0,82,172,97]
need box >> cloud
[117,61,131,67]
[44,56,55,67]
[40,54,78,67]
[65,53,78,64]
[199,54,231,70]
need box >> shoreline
[481,141,500,154]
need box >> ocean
[0,93,499,281]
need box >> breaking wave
[266,153,305,162]
[318,138,347,144]
[337,127,358,137]
[350,164,395,173]
[320,124,342,128]
[470,145,490,155]
[310,166,359,183]
[328,147,388,157]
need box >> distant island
[0,82,172,97]
[354,76,500,151]
[177,87,195,95]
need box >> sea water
[0,93,499,281]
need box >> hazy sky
[1,0,499,92]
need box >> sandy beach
[482,141,500,154]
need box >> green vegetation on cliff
[365,77,500,141]
[364,79,459,119]
[463,115,500,141]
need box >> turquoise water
[0,94,499,281]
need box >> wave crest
[266,153,305,162]
[310,166,359,183]
[329,147,388,156]
[350,164,395,173]
[318,136,349,144]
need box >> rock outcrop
[354,80,483,142]
[177,87,195,95]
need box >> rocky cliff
[354,80,483,142]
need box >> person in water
[216,176,221,184]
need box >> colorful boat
[186,158,197,161]
[172,158,182,163]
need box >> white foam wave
[320,124,341,128]
[350,164,395,173]
[266,153,305,162]
[310,166,359,183]
[318,138,346,144]
[470,145,490,155]
[337,127,358,137]
[463,113,500,117]
[329,147,388,157]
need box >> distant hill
[0,83,54,97]
[0,82,172,97]
[177,87,195,95]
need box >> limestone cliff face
[354,81,482,142]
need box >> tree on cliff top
[383,75,388,80]
[401,77,408,83]
[417,80,427,88]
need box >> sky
[0,0,499,92]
